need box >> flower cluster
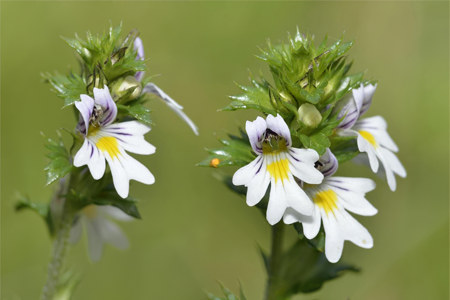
[26,25,198,261]
[202,31,406,265]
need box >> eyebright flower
[73,85,155,198]
[336,84,406,191]
[70,205,132,261]
[133,37,199,135]
[232,114,324,225]
[284,149,377,263]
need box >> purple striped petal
[75,95,94,135]
[134,37,145,82]
[266,114,292,147]
[335,93,360,130]
[317,148,338,177]
[359,84,377,117]
[245,116,267,154]
[93,86,117,126]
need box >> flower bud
[112,75,142,101]
[298,103,322,128]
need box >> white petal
[327,178,378,217]
[74,95,94,134]
[302,206,321,239]
[69,218,83,244]
[378,147,406,178]
[246,159,270,206]
[288,151,323,184]
[143,83,199,135]
[133,37,145,60]
[121,152,155,185]
[357,133,379,172]
[106,154,130,199]
[100,206,134,222]
[245,117,267,154]
[93,85,117,126]
[87,146,106,180]
[99,219,130,250]
[338,210,373,249]
[86,218,104,261]
[232,156,262,186]
[282,208,300,224]
[284,175,314,216]
[74,139,91,167]
[266,180,288,225]
[102,124,155,155]
[322,212,344,263]
[359,84,377,116]
[266,114,292,146]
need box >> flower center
[313,189,338,214]
[89,104,104,126]
[262,130,288,154]
[96,136,120,159]
[267,157,290,183]
[359,130,377,147]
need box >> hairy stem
[264,222,285,300]
[40,211,73,300]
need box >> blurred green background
[1,1,448,299]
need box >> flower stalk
[265,223,285,300]
[41,208,74,300]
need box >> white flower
[336,84,406,191]
[73,85,155,198]
[133,37,199,135]
[232,114,324,225]
[284,150,377,263]
[70,205,133,261]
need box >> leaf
[222,79,278,116]
[273,239,359,298]
[118,103,152,125]
[15,195,54,235]
[44,133,73,186]
[42,72,86,107]
[198,129,256,168]
[329,135,359,163]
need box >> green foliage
[15,195,54,235]
[44,133,74,186]
[42,72,87,107]
[66,173,141,219]
[262,239,358,298]
[206,283,247,300]
[63,24,145,82]
[198,129,255,168]
[329,135,360,163]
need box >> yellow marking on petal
[96,136,120,159]
[87,126,100,137]
[267,158,290,183]
[314,189,338,215]
[82,205,98,219]
[359,130,377,147]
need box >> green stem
[264,222,285,300]
[40,211,73,300]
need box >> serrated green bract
[261,239,358,298]
[42,72,86,107]
[44,133,74,186]
[15,195,54,235]
[117,102,152,126]
[206,283,247,300]
[198,129,255,168]
[329,135,359,163]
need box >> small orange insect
[210,158,220,168]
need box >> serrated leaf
[118,103,152,125]
[273,239,359,298]
[198,130,255,168]
[44,133,73,185]
[222,80,277,115]
[15,195,54,235]
[329,135,359,163]
[42,72,86,107]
